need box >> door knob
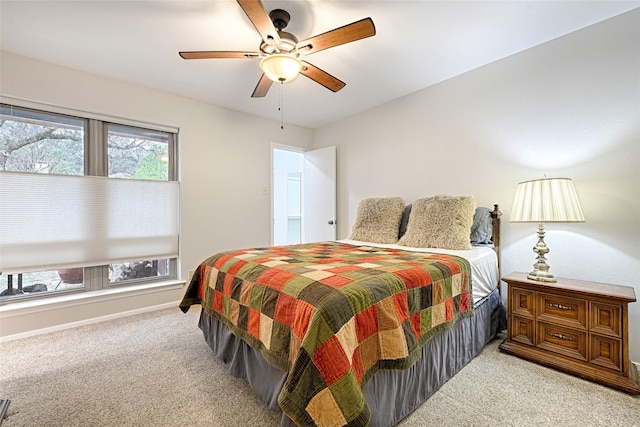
[328,220,335,225]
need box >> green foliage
[134,153,168,180]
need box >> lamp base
[527,270,557,283]
[527,222,558,283]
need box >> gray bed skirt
[198,288,506,427]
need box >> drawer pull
[548,303,573,311]
[548,332,575,341]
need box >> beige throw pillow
[348,197,405,244]
[398,195,476,250]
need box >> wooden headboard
[491,204,503,282]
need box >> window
[0,106,85,174]
[106,124,174,285]
[0,104,179,302]
[107,124,169,180]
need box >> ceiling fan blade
[300,61,346,93]
[297,18,375,55]
[179,51,260,59]
[251,73,273,98]
[237,0,280,46]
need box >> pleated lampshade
[510,178,585,223]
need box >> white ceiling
[1,1,638,129]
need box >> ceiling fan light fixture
[260,54,302,83]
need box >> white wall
[0,50,312,336]
[313,10,640,363]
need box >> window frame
[0,101,179,304]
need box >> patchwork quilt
[180,241,473,427]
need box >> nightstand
[499,272,640,394]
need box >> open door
[303,146,336,243]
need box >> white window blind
[0,171,179,274]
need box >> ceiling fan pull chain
[279,81,284,129]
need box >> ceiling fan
[179,0,376,98]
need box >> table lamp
[510,177,585,282]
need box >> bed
[180,196,506,427]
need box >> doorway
[272,145,336,245]
[272,147,303,245]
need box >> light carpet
[0,307,638,426]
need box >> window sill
[0,280,184,315]
[0,280,185,313]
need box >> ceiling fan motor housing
[261,31,298,54]
[269,9,290,30]
[260,9,298,54]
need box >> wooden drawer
[537,322,587,361]
[591,301,621,337]
[590,334,622,372]
[510,287,535,318]
[511,315,534,346]
[538,293,586,329]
